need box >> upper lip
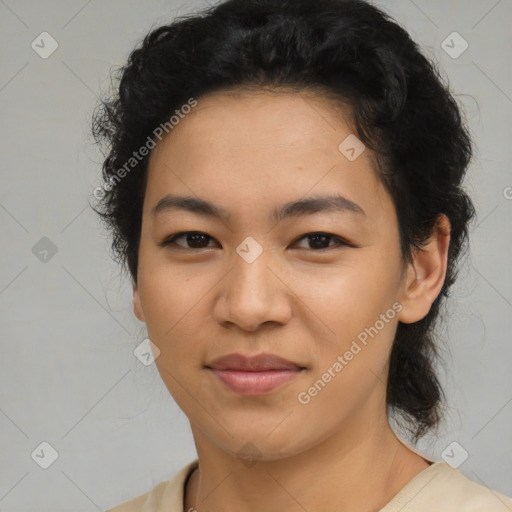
[206,353,304,371]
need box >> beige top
[106,458,512,512]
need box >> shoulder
[382,460,512,512]
[105,459,198,512]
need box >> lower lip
[208,368,302,395]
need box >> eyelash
[160,231,354,251]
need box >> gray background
[0,0,511,510]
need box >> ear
[397,214,451,324]
[132,279,146,323]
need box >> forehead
[163,89,355,148]
[144,89,392,223]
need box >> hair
[91,0,476,442]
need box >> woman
[92,0,512,510]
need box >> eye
[160,231,352,251]
[291,232,351,251]
[161,231,218,249]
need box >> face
[133,89,420,461]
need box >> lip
[206,353,305,395]
[207,353,304,371]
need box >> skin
[132,89,451,512]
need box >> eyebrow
[150,193,366,223]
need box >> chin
[208,423,315,463]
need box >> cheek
[137,264,203,337]
[297,256,400,400]
[295,359,386,441]
[295,319,396,435]
[137,267,217,396]
[296,256,399,335]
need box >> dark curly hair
[91,0,476,442]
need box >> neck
[184,416,429,512]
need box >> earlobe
[133,284,146,323]
[398,214,451,324]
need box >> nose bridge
[214,242,291,330]
[232,243,273,295]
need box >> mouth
[205,353,306,396]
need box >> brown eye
[161,231,218,249]
[292,232,350,250]
[160,231,352,251]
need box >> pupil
[189,233,207,248]
[310,234,328,249]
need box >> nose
[212,247,293,332]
